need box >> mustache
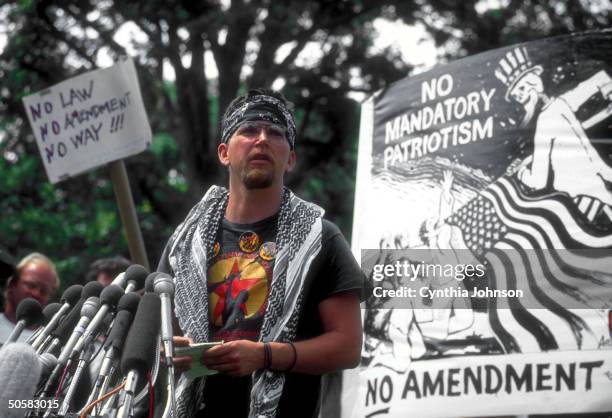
[247,151,272,162]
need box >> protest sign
[357,351,612,417]
[345,30,612,417]
[22,58,151,183]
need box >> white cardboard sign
[22,58,151,183]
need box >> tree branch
[250,3,382,87]
[215,0,256,115]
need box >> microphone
[57,296,100,365]
[117,293,161,418]
[105,293,141,354]
[26,302,61,345]
[57,285,123,416]
[144,272,159,293]
[39,297,100,399]
[57,285,128,415]
[70,284,124,359]
[32,284,82,349]
[42,302,62,323]
[123,264,148,293]
[154,274,175,358]
[61,284,84,307]
[39,352,58,383]
[42,281,103,355]
[84,292,141,410]
[154,273,177,417]
[5,298,44,344]
[0,343,42,418]
[111,270,128,289]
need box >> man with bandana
[158,89,365,417]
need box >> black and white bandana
[168,186,323,417]
[221,94,297,149]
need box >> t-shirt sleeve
[313,220,367,301]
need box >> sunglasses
[234,121,287,142]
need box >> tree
[0,0,609,290]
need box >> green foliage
[0,158,129,290]
[150,132,178,160]
[163,81,177,105]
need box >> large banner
[347,31,612,417]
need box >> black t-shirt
[207,214,278,342]
[158,216,364,418]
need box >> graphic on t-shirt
[207,252,271,340]
[259,241,277,261]
[238,231,259,253]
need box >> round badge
[239,231,259,253]
[259,242,277,261]
[212,241,220,258]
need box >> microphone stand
[160,300,176,418]
[116,370,139,418]
[25,325,43,345]
[124,281,137,293]
[5,320,27,343]
[31,304,71,350]
[57,345,95,416]
[40,337,61,357]
[155,274,177,418]
[160,358,176,418]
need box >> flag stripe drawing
[448,175,612,354]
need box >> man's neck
[225,182,284,224]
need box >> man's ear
[5,275,16,299]
[6,274,17,288]
[218,143,230,167]
[285,150,297,173]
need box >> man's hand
[201,340,264,377]
[172,336,193,374]
[441,170,454,197]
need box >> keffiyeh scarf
[168,185,323,417]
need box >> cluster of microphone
[0,265,179,418]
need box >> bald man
[0,252,59,343]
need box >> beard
[242,166,275,189]
[520,92,541,127]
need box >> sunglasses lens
[236,122,286,141]
[266,125,286,139]
[237,122,260,137]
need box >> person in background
[86,256,131,286]
[0,252,59,343]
